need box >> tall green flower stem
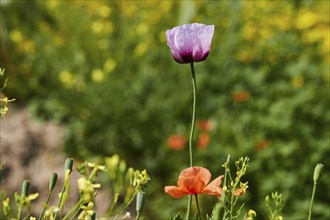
[186,62,197,220]
[188,62,197,167]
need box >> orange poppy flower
[255,139,270,151]
[164,166,224,198]
[198,133,210,149]
[232,91,251,102]
[197,120,214,132]
[167,134,187,150]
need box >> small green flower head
[78,202,95,220]
[2,197,11,216]
[129,169,150,191]
[87,162,105,171]
[106,154,120,168]
[64,158,74,173]
[49,173,58,191]
[21,180,30,198]
[77,177,101,194]
[45,206,59,219]
[313,163,324,183]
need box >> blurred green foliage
[1,0,329,219]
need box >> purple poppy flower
[166,23,214,64]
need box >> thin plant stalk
[186,62,197,220]
[186,197,192,220]
[308,183,317,220]
[38,191,52,220]
[62,198,84,220]
[195,194,203,220]
[222,155,231,220]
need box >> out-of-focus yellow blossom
[292,76,304,88]
[91,69,104,82]
[134,42,148,57]
[29,217,36,220]
[91,21,104,34]
[118,1,136,18]
[59,70,75,88]
[103,58,116,73]
[10,30,23,43]
[296,9,319,30]
[98,39,109,50]
[242,22,257,41]
[91,20,113,34]
[160,1,173,13]
[104,21,114,34]
[275,15,293,31]
[98,4,111,18]
[20,40,35,53]
[46,1,59,10]
[302,27,328,44]
[136,22,149,36]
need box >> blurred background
[0,0,329,219]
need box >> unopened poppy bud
[64,158,74,173]
[21,180,30,198]
[136,191,145,214]
[49,173,58,191]
[313,163,324,183]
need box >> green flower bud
[49,173,58,191]
[313,163,324,183]
[65,158,74,173]
[136,191,145,214]
[21,180,30,198]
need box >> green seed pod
[136,191,145,214]
[313,163,324,183]
[49,173,58,191]
[64,158,74,173]
[21,180,30,198]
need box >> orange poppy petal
[164,186,189,198]
[177,167,211,194]
[201,175,224,196]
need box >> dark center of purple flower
[180,52,195,63]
